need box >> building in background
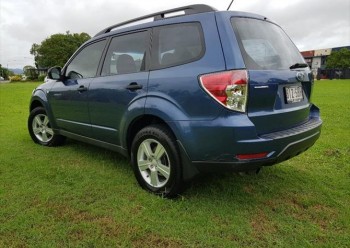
[301,50,314,68]
[301,46,350,79]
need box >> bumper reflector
[236,152,269,160]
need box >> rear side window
[152,23,204,69]
[102,31,149,75]
[231,18,305,70]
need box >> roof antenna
[227,0,235,10]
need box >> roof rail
[94,4,216,37]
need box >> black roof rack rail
[94,4,216,37]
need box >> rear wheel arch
[126,115,178,155]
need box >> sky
[1,0,349,69]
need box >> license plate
[285,85,303,103]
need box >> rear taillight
[199,70,248,112]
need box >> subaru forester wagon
[28,5,322,197]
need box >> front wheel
[131,125,184,198]
[28,107,65,146]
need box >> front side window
[231,18,305,70]
[101,31,149,76]
[65,40,106,79]
[152,23,204,69]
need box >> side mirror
[47,67,62,80]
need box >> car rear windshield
[231,17,305,70]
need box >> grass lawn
[0,80,349,247]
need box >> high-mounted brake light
[199,70,248,112]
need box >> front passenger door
[48,40,106,137]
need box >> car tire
[131,125,184,198]
[28,107,65,146]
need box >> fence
[317,68,350,80]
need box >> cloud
[236,0,350,50]
[1,0,349,68]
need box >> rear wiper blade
[290,63,308,69]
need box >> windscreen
[231,18,305,70]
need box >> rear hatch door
[231,17,313,135]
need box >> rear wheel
[131,125,183,198]
[28,107,65,146]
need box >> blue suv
[28,5,322,197]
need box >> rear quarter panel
[146,12,227,121]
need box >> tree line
[4,32,350,81]
[325,48,350,69]
[29,32,350,71]
[30,31,91,69]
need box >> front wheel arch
[30,100,43,112]
[28,106,65,146]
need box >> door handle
[77,85,88,92]
[126,82,143,91]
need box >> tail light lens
[199,70,248,112]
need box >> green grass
[0,80,349,247]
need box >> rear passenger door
[88,30,150,145]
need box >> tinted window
[102,31,149,75]
[152,23,204,69]
[231,18,304,70]
[65,40,106,79]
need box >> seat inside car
[117,54,137,74]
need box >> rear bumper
[192,127,321,173]
[178,115,322,178]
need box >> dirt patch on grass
[308,204,338,231]
[323,148,342,157]
[132,234,184,248]
[250,209,277,240]
[44,201,137,239]
[243,184,255,194]
[43,201,183,246]
[264,195,339,231]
